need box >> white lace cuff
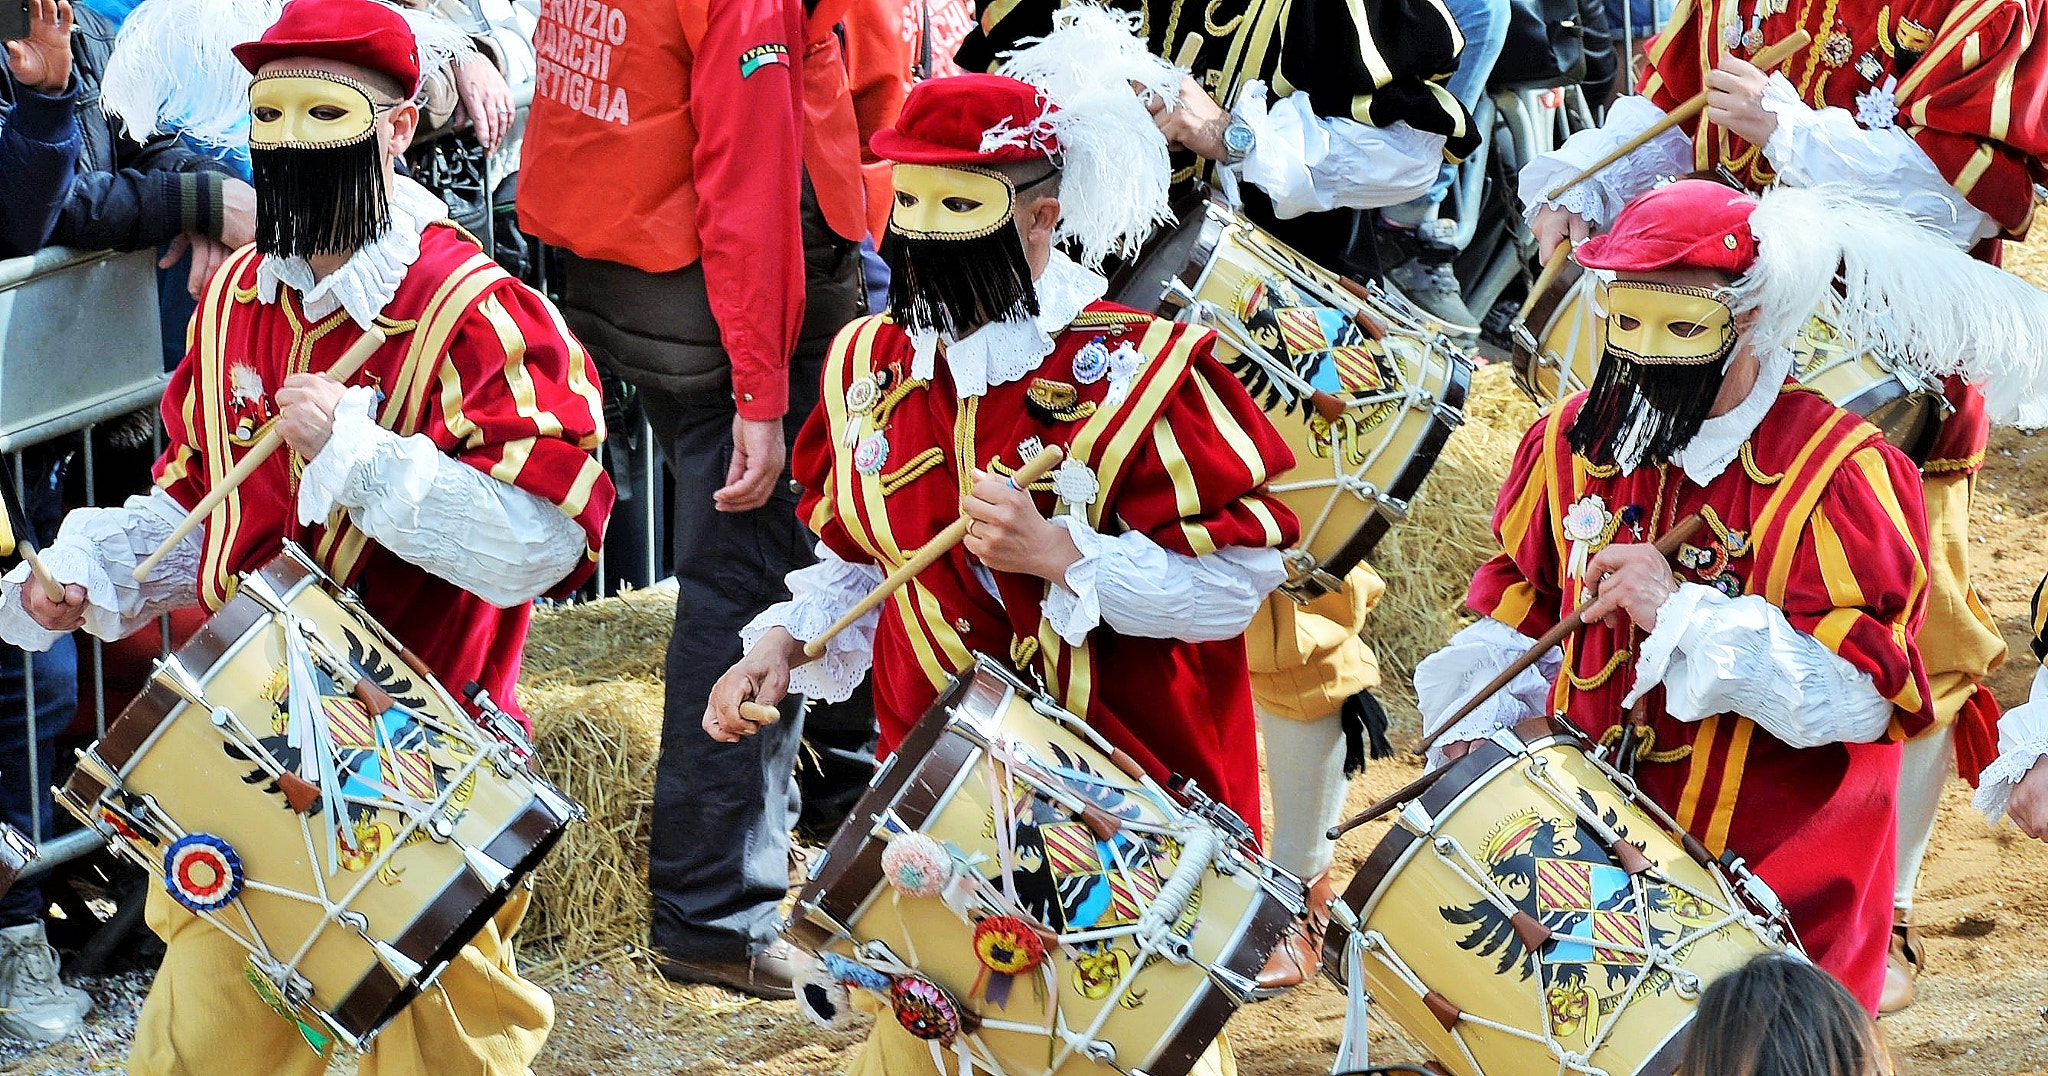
[1974,667,2048,823]
[0,488,200,650]
[1414,617,1563,768]
[1233,82,1445,219]
[1757,73,1996,248]
[298,385,383,526]
[329,426,588,607]
[739,546,884,704]
[1626,583,1892,748]
[1044,515,1285,647]
[1519,94,1690,227]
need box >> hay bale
[1362,364,1539,727]
[523,584,676,685]
[516,666,666,978]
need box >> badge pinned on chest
[228,363,274,445]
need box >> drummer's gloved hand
[1414,618,1562,769]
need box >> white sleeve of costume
[296,386,589,608]
[740,544,885,704]
[1414,617,1566,768]
[1040,514,1287,646]
[1518,93,1693,227]
[0,488,201,650]
[1755,74,1997,248]
[1624,582,1893,748]
[1974,666,2048,824]
[1229,81,1449,219]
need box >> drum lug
[153,656,210,709]
[462,845,513,891]
[369,938,425,984]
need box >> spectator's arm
[47,164,227,252]
[682,0,805,420]
[0,77,81,257]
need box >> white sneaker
[0,923,91,1043]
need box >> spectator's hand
[714,415,785,513]
[2009,758,2048,840]
[160,233,233,298]
[219,178,257,250]
[703,628,805,743]
[1148,75,1229,162]
[963,468,1080,581]
[1532,205,1592,264]
[19,580,86,633]
[455,52,515,152]
[1705,57,1778,147]
[1579,543,1679,631]
[5,0,73,95]
[276,373,347,459]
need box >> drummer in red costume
[1419,179,1936,1013]
[706,70,1295,866]
[1520,0,2048,1011]
[0,0,613,1072]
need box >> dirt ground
[10,270,2048,1076]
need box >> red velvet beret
[870,74,1060,166]
[1575,179,1760,276]
[233,0,422,98]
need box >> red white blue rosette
[164,833,246,913]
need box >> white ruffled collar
[256,176,448,330]
[1653,345,1797,486]
[910,249,1108,397]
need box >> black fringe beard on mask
[251,136,392,259]
[1567,351,1728,468]
[882,225,1039,339]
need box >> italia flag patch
[740,42,789,77]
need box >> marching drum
[1113,196,1475,599]
[1512,270,1944,459]
[56,544,580,1051]
[1322,719,1797,1076]
[786,658,1302,1076]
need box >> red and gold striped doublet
[155,224,614,720]
[792,303,1299,832]
[1468,386,1932,1009]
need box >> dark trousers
[563,195,867,962]
[0,455,76,927]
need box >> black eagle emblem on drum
[1226,276,1393,420]
[1439,790,1721,1047]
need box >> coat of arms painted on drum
[1440,792,1721,1049]
[983,742,1201,1006]
[233,627,479,881]
[1230,275,1401,464]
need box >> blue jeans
[0,457,77,928]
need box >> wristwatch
[1220,113,1256,166]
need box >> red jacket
[519,0,866,420]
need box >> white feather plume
[995,4,1180,268]
[102,0,474,150]
[1731,183,2048,428]
[102,0,281,147]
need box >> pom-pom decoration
[880,832,955,898]
[796,968,853,1029]
[892,974,966,1044]
[821,951,895,994]
[164,833,247,913]
[971,914,1048,1009]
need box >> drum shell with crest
[786,658,1301,1076]
[1112,194,1476,599]
[1511,267,1944,461]
[55,547,580,1050]
[1320,719,1797,1076]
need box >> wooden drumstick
[801,446,1068,660]
[132,328,388,582]
[1411,512,1706,757]
[1516,239,1576,326]
[1543,31,1812,203]
[1173,33,1204,71]
[0,469,63,604]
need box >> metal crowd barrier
[0,245,665,882]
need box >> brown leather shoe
[1879,912,1924,1015]
[1256,870,1334,993]
[657,939,802,1001]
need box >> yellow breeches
[840,989,1237,1076]
[1917,471,2006,732]
[1245,565,1386,723]
[127,884,552,1076]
